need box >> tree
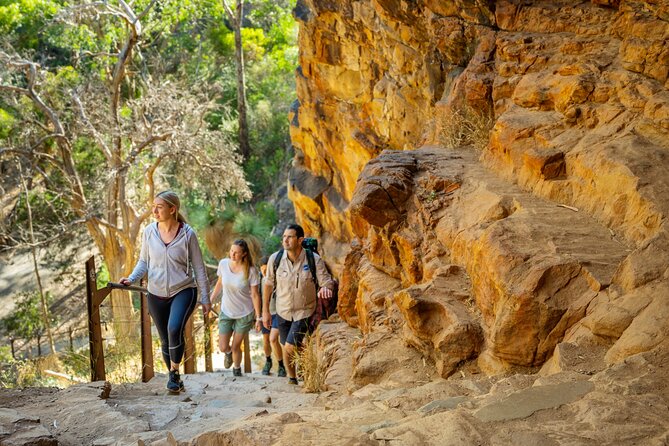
[0,291,58,352]
[222,0,251,161]
[18,161,55,354]
[0,0,250,338]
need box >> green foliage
[255,201,277,226]
[11,187,72,244]
[184,194,280,260]
[0,0,61,50]
[96,262,110,290]
[0,346,13,363]
[3,0,298,265]
[232,210,270,240]
[263,234,281,254]
[0,358,44,388]
[59,348,89,380]
[200,0,298,197]
[0,291,57,342]
[72,137,106,197]
[0,107,15,138]
[229,200,280,255]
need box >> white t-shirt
[217,258,260,319]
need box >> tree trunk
[231,0,250,160]
[104,233,137,343]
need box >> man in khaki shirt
[262,224,333,385]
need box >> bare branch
[0,218,88,252]
[0,84,29,95]
[0,139,62,165]
[81,50,119,58]
[27,119,52,134]
[222,0,235,22]
[110,0,156,122]
[136,0,158,22]
[89,215,123,236]
[72,92,113,161]
[0,51,88,215]
[126,131,173,164]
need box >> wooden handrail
[86,257,252,381]
[85,257,159,382]
[106,282,148,293]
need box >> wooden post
[86,257,106,381]
[10,338,15,359]
[68,328,74,351]
[204,313,213,372]
[183,316,195,374]
[36,333,42,357]
[243,332,251,373]
[140,290,154,383]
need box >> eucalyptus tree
[0,0,250,338]
[222,0,250,161]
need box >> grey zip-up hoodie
[127,222,210,304]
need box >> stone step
[473,380,594,423]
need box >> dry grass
[440,105,494,151]
[296,334,327,393]
[0,353,65,388]
[203,220,262,263]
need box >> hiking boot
[277,362,287,378]
[166,370,181,394]
[232,367,242,377]
[288,377,298,385]
[262,358,272,376]
[224,351,233,369]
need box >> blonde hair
[156,190,187,223]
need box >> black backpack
[272,238,339,331]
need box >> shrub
[296,334,326,393]
[440,105,493,151]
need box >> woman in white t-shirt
[210,239,261,376]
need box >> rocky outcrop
[289,0,669,379]
[343,147,641,377]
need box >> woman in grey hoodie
[120,191,211,394]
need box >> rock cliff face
[289,0,669,379]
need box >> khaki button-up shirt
[265,249,333,321]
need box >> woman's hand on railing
[107,281,147,293]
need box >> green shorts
[218,311,255,335]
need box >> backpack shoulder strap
[273,249,284,276]
[305,249,319,289]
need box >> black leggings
[147,287,198,369]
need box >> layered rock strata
[289,0,669,378]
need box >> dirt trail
[2,336,668,446]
